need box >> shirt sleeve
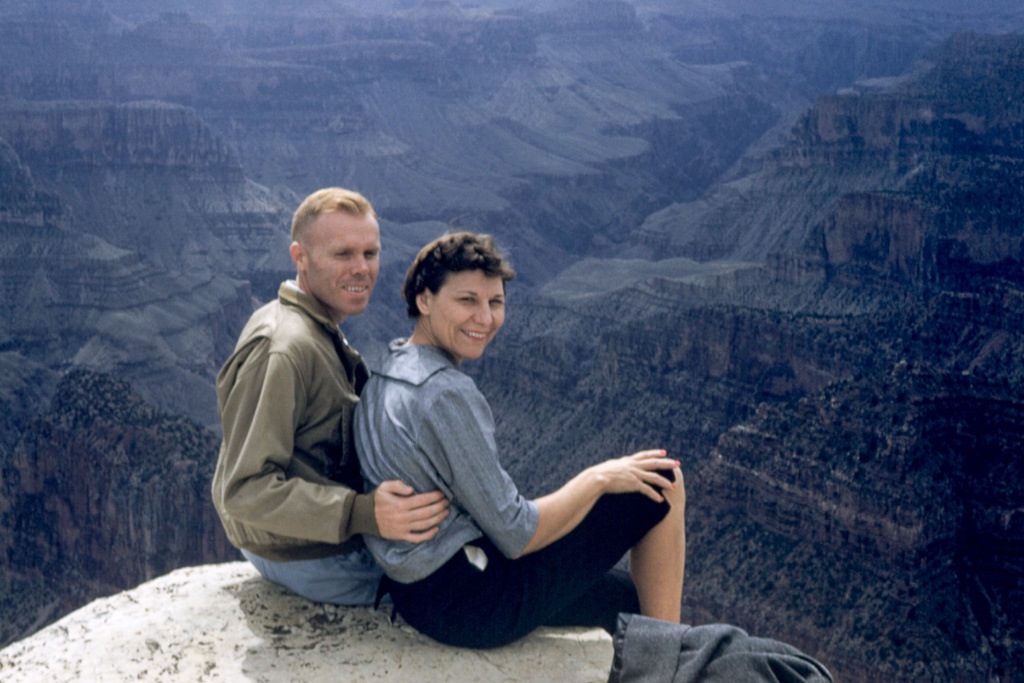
[417,378,539,558]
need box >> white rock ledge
[0,562,615,682]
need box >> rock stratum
[0,106,287,429]
[0,562,616,682]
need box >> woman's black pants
[385,490,671,649]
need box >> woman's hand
[586,449,679,503]
[517,449,681,557]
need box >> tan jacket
[211,282,378,561]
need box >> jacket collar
[279,281,367,391]
[380,339,457,386]
[279,281,339,332]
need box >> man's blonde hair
[291,187,377,243]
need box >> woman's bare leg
[629,467,686,622]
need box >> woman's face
[412,269,506,363]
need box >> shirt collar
[380,339,458,386]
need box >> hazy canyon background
[1,0,1023,680]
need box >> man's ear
[289,241,305,268]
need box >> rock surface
[0,562,615,683]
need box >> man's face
[290,210,381,323]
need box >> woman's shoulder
[378,341,469,389]
[370,346,487,423]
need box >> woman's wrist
[579,465,611,496]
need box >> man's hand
[373,480,449,543]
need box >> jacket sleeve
[214,337,378,544]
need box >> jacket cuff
[345,492,379,538]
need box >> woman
[354,232,685,649]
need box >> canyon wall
[638,32,1024,273]
[473,31,1024,681]
[0,141,259,427]
[0,369,239,648]
[697,356,1024,680]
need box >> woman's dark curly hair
[402,232,516,318]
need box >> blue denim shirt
[354,340,539,584]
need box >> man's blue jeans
[242,547,385,606]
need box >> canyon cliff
[0,132,263,427]
[0,369,239,648]
[0,2,1022,681]
[698,358,1023,680]
[472,30,1024,682]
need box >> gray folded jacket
[609,614,834,683]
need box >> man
[211,187,448,606]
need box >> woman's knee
[663,467,686,513]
